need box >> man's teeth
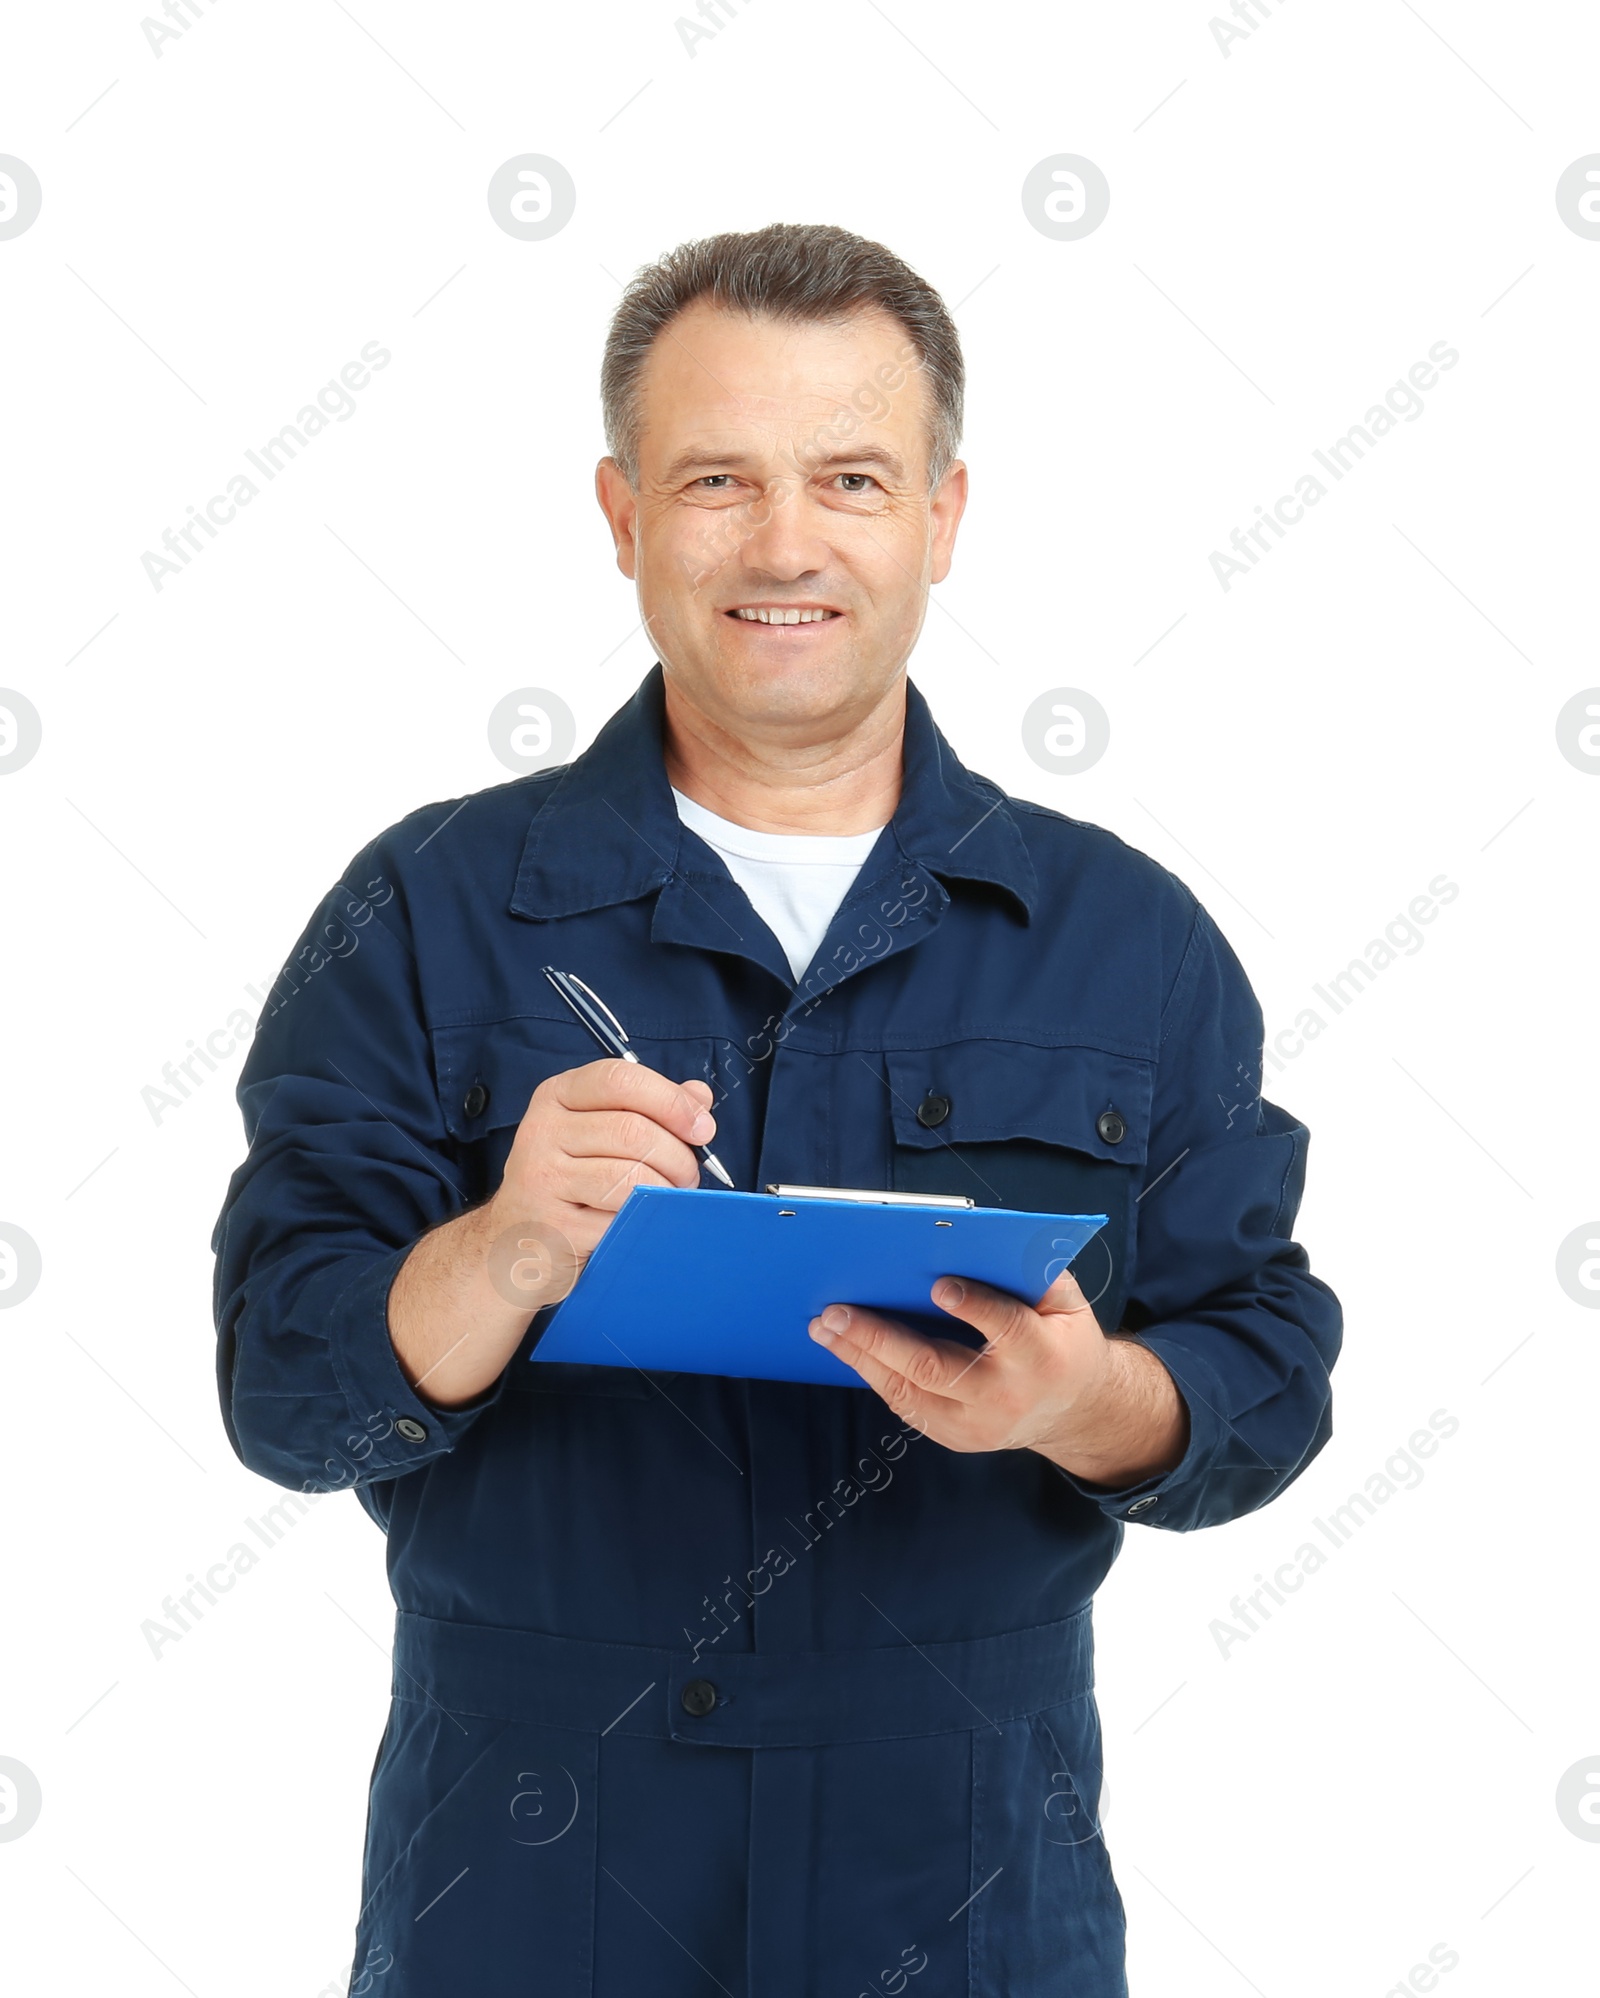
[731,607,837,624]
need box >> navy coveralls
[213,663,1341,1996]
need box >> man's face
[595,301,967,734]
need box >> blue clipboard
[529,1186,1108,1388]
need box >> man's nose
[736,483,833,579]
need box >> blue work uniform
[212,663,1341,1997]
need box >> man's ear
[594,457,639,580]
[928,460,968,586]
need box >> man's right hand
[492,1056,717,1263]
[388,1057,719,1409]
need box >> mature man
[214,222,1341,1996]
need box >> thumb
[678,1079,717,1136]
[1034,1262,1096,1319]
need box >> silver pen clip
[565,973,630,1049]
[543,967,626,1056]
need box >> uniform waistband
[392,1607,1094,1750]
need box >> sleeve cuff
[320,1248,511,1489]
[1049,1335,1230,1528]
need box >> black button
[395,1417,428,1443]
[463,1084,489,1118]
[1096,1110,1126,1146]
[680,1678,718,1718]
[916,1093,951,1129]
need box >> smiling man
[214,223,1341,1997]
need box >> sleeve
[1055,895,1343,1532]
[210,855,510,1498]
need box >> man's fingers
[561,1152,682,1212]
[562,1107,703,1175]
[553,1057,717,1146]
[544,1061,724,1202]
[808,1313,963,1441]
[809,1304,988,1402]
[932,1266,1096,1348]
[928,1274,1044,1355]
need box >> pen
[542,966,736,1190]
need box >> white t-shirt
[672,787,887,982]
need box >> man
[214,222,1341,1996]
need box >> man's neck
[660,674,904,836]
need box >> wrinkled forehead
[633,302,932,478]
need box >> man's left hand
[808,1268,1189,1488]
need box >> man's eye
[835,473,879,494]
[695,475,735,490]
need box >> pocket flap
[885,1042,1153,1166]
[432,1017,720,1143]
[431,1015,592,1141]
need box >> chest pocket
[430,1016,713,1399]
[884,1042,1152,1334]
[433,1015,586,1204]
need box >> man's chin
[723,637,867,696]
[661,636,886,729]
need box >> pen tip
[704,1154,735,1189]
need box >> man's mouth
[723,605,843,626]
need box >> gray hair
[600,221,964,491]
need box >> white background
[2,1,1597,1992]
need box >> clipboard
[529,1185,1108,1389]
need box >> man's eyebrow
[807,442,907,480]
[657,449,757,482]
[658,441,909,483]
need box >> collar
[509,662,1037,922]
